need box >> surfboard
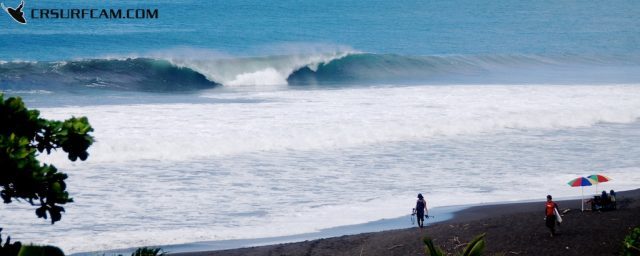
[554,208,563,223]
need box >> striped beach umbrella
[588,174,611,195]
[567,177,593,211]
[588,174,611,183]
[568,177,593,187]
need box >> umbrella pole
[581,186,584,212]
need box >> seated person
[587,198,596,210]
[591,195,602,210]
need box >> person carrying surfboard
[415,193,428,228]
[545,195,559,237]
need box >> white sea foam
[3,84,640,254]
[226,67,287,86]
[0,89,53,94]
[36,84,640,164]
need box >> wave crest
[2,52,640,91]
[166,51,352,86]
[0,58,216,92]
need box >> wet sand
[171,189,640,256]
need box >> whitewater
[2,83,640,254]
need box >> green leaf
[462,233,486,256]
[423,236,445,256]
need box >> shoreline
[73,188,640,256]
[72,205,465,256]
[167,188,640,256]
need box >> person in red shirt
[545,195,559,237]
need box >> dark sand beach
[172,189,640,256]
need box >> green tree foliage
[0,93,94,224]
[424,233,486,256]
[622,227,640,256]
[17,244,65,256]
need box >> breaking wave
[0,58,215,92]
[2,52,640,91]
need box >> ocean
[1,0,640,254]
